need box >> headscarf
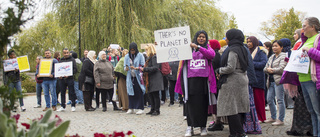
[259,41,263,46]
[87,50,97,64]
[98,51,106,60]
[209,39,221,50]
[280,38,292,57]
[247,36,259,54]
[129,42,139,61]
[219,40,227,47]
[192,30,208,49]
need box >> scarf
[280,38,292,57]
[143,55,154,93]
[251,47,259,59]
[129,42,139,61]
[311,34,320,83]
[87,51,97,64]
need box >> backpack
[160,62,171,76]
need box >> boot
[102,107,107,112]
[112,101,121,111]
[146,110,154,115]
[207,122,224,131]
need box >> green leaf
[4,126,15,137]
[40,109,52,123]
[47,121,56,130]
[0,113,8,135]
[48,121,70,137]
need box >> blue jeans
[36,83,43,105]
[301,81,320,137]
[42,80,57,108]
[267,82,285,121]
[9,81,24,106]
[74,81,83,103]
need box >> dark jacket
[4,70,20,84]
[245,47,258,86]
[168,61,179,81]
[59,56,77,79]
[78,58,95,91]
[143,55,164,92]
[35,58,59,81]
[252,47,267,89]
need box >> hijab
[209,39,221,50]
[129,42,139,61]
[87,50,97,64]
[247,36,259,54]
[98,51,106,60]
[280,38,292,57]
[192,30,208,50]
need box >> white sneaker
[71,107,76,112]
[57,107,66,112]
[185,126,193,137]
[21,106,26,112]
[34,104,41,108]
[184,116,187,120]
[126,109,134,114]
[265,105,269,111]
[200,127,207,136]
[136,109,144,115]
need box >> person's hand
[59,76,63,79]
[125,66,129,71]
[64,76,68,78]
[190,43,198,49]
[267,67,273,74]
[14,68,19,72]
[130,66,135,69]
[154,42,158,45]
[302,47,310,53]
[96,83,100,87]
[140,67,144,71]
[49,74,53,78]
[37,74,40,78]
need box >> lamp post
[78,0,81,58]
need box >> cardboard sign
[154,26,192,63]
[110,44,120,49]
[3,59,18,72]
[39,59,53,77]
[17,55,30,72]
[54,61,73,78]
[284,50,310,74]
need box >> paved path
[12,95,306,137]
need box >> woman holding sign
[175,30,216,136]
[299,17,320,137]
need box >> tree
[227,14,238,29]
[0,0,36,57]
[260,7,306,44]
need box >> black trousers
[161,76,168,102]
[148,91,160,112]
[169,80,176,104]
[227,113,245,136]
[56,79,61,101]
[96,88,114,108]
[59,78,76,108]
[83,90,94,110]
[96,88,101,107]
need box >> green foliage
[20,73,31,81]
[21,79,36,93]
[227,15,238,29]
[0,99,71,137]
[0,86,21,117]
[260,7,306,42]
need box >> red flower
[94,133,106,137]
[113,131,125,137]
[32,115,43,122]
[126,131,133,136]
[21,123,30,129]
[55,115,63,126]
[11,114,20,124]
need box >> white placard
[54,62,73,78]
[3,59,19,72]
[154,26,192,63]
[284,50,310,74]
[110,44,120,49]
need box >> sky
[216,0,320,42]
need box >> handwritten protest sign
[284,50,310,74]
[39,59,53,77]
[110,44,120,49]
[54,62,73,78]
[154,26,192,63]
[17,55,30,72]
[3,59,19,72]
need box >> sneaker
[265,105,269,111]
[272,119,284,126]
[66,100,72,105]
[136,109,144,115]
[126,109,134,114]
[200,127,207,136]
[52,106,57,111]
[43,107,50,111]
[207,123,224,131]
[21,106,26,112]
[185,126,194,137]
[34,104,41,108]
[108,102,112,105]
[264,118,276,123]
[57,107,66,112]
[71,107,76,112]
[160,101,165,105]
[184,116,187,120]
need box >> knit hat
[209,39,221,50]
[219,40,227,47]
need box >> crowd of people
[3,16,320,137]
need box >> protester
[80,49,89,62]
[247,36,268,122]
[94,51,121,112]
[70,51,84,104]
[56,48,77,112]
[299,17,320,137]
[4,50,26,112]
[124,42,146,115]
[79,50,96,111]
[54,51,61,105]
[292,28,302,50]
[114,49,129,111]
[175,30,216,136]
[216,29,249,137]
[264,40,287,126]
[168,60,179,106]
[36,50,59,111]
[263,42,273,58]
[34,56,43,108]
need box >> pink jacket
[307,37,320,90]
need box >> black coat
[59,56,77,79]
[168,61,179,81]
[252,47,267,89]
[143,55,164,92]
[78,58,95,91]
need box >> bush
[21,79,36,93]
